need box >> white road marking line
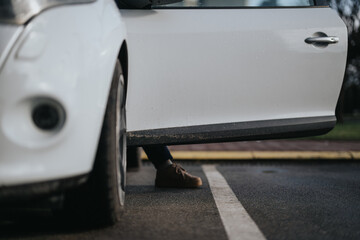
[202,164,266,240]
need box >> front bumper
[0,13,97,187]
[0,174,88,203]
[0,24,24,69]
[0,0,125,188]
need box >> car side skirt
[127,116,336,146]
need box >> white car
[0,0,347,225]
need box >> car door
[122,0,347,146]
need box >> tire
[127,147,142,171]
[61,59,126,227]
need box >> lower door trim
[127,116,336,146]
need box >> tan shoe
[155,163,202,188]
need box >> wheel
[127,147,142,171]
[61,59,126,226]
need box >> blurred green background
[315,0,360,140]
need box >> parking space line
[202,165,266,240]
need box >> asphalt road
[1,161,360,240]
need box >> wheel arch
[118,40,128,105]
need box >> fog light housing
[32,100,65,131]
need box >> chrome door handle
[305,36,339,44]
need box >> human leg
[142,145,173,169]
[142,145,202,188]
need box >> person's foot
[155,163,202,188]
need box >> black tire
[127,147,142,171]
[61,60,126,227]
